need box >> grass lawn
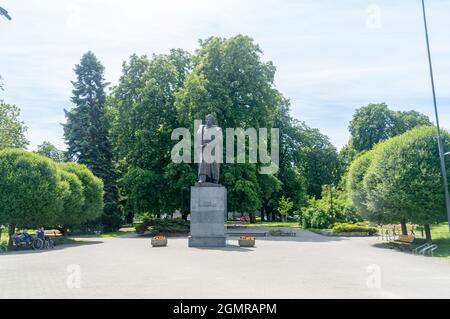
[412,222,450,259]
[237,221,300,228]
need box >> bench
[390,234,415,250]
[44,230,63,237]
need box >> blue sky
[0,0,449,151]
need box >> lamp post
[325,183,334,212]
[0,6,12,20]
[421,0,450,230]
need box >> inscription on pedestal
[189,185,227,247]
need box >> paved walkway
[1,228,449,298]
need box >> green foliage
[223,164,261,215]
[347,126,450,241]
[366,126,449,226]
[109,36,339,219]
[349,103,395,152]
[301,199,336,229]
[121,167,162,214]
[276,103,339,200]
[277,196,293,221]
[59,162,104,224]
[332,222,378,235]
[0,149,62,229]
[0,101,28,150]
[134,216,189,234]
[349,103,431,152]
[300,186,361,229]
[36,141,65,162]
[346,150,377,221]
[109,51,191,217]
[55,169,85,226]
[63,51,121,231]
[152,218,189,234]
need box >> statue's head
[205,114,215,128]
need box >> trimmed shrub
[59,162,104,224]
[0,149,63,231]
[135,216,189,234]
[332,222,378,235]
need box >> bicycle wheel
[45,238,54,249]
[32,238,44,250]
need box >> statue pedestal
[188,184,227,247]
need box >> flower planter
[238,236,255,247]
[151,236,168,247]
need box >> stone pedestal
[188,184,226,247]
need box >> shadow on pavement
[0,240,103,256]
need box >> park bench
[44,229,63,237]
[390,234,415,250]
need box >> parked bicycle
[36,228,54,249]
[12,231,44,250]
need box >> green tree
[223,164,262,223]
[365,126,449,241]
[258,174,282,221]
[338,139,358,174]
[0,149,62,246]
[393,110,431,136]
[162,162,197,219]
[277,196,293,222]
[36,141,65,162]
[174,35,282,219]
[349,103,395,152]
[0,101,28,150]
[349,103,431,152]
[63,51,121,231]
[109,50,191,218]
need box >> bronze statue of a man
[196,114,222,184]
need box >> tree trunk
[8,223,16,248]
[260,207,265,222]
[126,212,134,224]
[400,220,408,235]
[249,212,256,224]
[424,224,432,242]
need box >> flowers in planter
[239,236,255,247]
[151,235,168,247]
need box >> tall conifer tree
[63,51,122,231]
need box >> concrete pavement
[0,228,449,298]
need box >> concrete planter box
[151,238,168,247]
[238,239,255,247]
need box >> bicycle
[43,237,54,249]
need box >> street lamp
[421,0,450,231]
[324,183,334,212]
[0,6,12,21]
